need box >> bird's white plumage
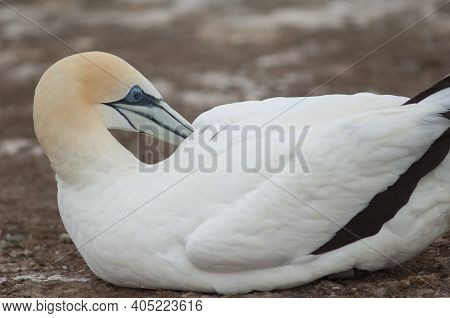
[56,93,449,293]
[186,95,448,271]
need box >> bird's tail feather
[312,75,450,255]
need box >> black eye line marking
[104,85,161,106]
[103,85,194,134]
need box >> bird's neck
[57,131,138,187]
[37,111,139,187]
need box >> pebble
[373,287,386,297]
[58,233,72,244]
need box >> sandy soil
[0,0,449,297]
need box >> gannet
[33,52,450,294]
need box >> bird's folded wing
[192,94,408,128]
[186,101,449,273]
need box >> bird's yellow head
[34,52,193,154]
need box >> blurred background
[0,0,449,297]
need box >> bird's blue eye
[126,86,144,104]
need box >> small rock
[4,233,25,246]
[62,266,68,271]
[373,287,386,297]
[400,279,411,287]
[58,233,72,244]
[331,286,340,290]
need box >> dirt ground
[0,0,449,297]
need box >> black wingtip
[403,75,450,105]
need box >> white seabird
[33,52,450,294]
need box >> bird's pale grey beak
[105,90,193,146]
